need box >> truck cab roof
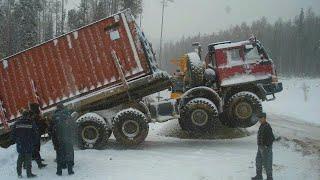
[213,40,250,50]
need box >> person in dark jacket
[52,103,76,176]
[252,112,275,180]
[48,114,67,170]
[29,103,47,169]
[11,110,37,178]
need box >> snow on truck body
[169,37,283,132]
[206,39,283,96]
[211,41,272,86]
[0,10,171,138]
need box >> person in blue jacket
[52,103,76,176]
[11,110,37,178]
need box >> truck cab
[205,37,282,101]
[170,37,283,130]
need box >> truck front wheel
[179,98,218,132]
[113,109,149,147]
[223,91,262,128]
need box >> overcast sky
[67,0,320,42]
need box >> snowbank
[263,77,320,125]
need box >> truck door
[243,44,273,76]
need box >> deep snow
[0,77,319,180]
[0,117,319,180]
[263,77,320,125]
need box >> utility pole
[157,0,173,102]
[159,0,173,69]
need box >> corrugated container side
[0,10,152,125]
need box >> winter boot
[38,163,47,169]
[26,164,36,178]
[67,163,74,175]
[27,173,37,178]
[252,175,263,180]
[266,177,273,180]
[68,167,74,175]
[56,167,62,176]
[56,170,62,176]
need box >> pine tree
[67,9,82,30]
[15,0,40,50]
[43,1,54,41]
[121,0,143,17]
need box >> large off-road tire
[223,91,262,128]
[178,117,188,131]
[113,109,149,147]
[77,113,111,149]
[185,53,205,88]
[179,98,218,132]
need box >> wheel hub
[191,109,208,126]
[82,126,99,144]
[235,102,253,119]
[122,120,140,138]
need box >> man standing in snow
[52,103,76,176]
[252,112,275,180]
[29,103,48,169]
[11,110,37,178]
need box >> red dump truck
[0,9,171,148]
[0,9,282,149]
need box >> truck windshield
[245,42,270,61]
[245,46,261,61]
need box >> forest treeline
[1,2,319,77]
[0,0,142,58]
[161,8,320,77]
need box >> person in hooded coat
[52,103,76,176]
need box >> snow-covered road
[0,114,319,180]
